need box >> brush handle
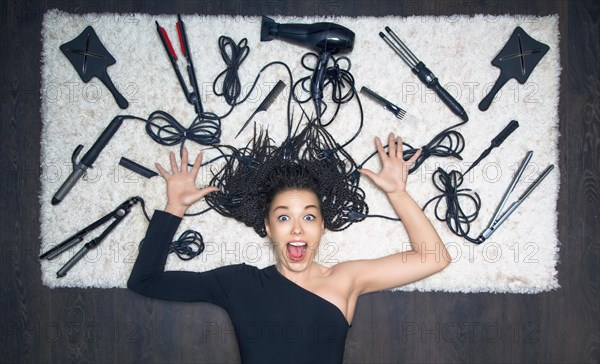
[97,70,129,109]
[479,72,510,111]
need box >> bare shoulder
[314,262,355,292]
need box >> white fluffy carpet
[39,11,561,292]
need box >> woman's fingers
[375,137,387,161]
[191,151,203,177]
[388,133,396,158]
[200,186,219,196]
[169,151,178,173]
[155,162,170,179]
[407,148,422,166]
[358,168,376,181]
[181,147,189,170]
[396,136,404,159]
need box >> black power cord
[355,118,468,176]
[136,197,207,260]
[213,36,251,107]
[423,120,520,244]
[292,52,364,151]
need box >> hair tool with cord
[380,26,468,122]
[156,14,203,115]
[422,120,554,244]
[475,151,554,244]
[52,115,126,205]
[260,16,355,120]
[40,197,142,278]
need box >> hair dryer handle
[311,52,331,119]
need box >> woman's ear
[264,218,271,237]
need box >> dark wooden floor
[1,0,598,363]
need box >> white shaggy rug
[39,11,561,292]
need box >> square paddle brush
[60,26,129,109]
[479,26,549,111]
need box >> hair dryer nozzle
[259,16,354,54]
[261,16,277,41]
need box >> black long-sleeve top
[128,211,350,364]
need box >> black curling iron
[40,197,140,277]
[380,26,468,122]
[52,115,125,205]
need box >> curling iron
[52,115,125,205]
[380,26,468,122]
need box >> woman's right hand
[155,147,219,217]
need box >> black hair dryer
[260,16,355,119]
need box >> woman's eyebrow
[272,204,319,212]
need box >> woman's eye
[278,215,290,221]
[304,214,316,221]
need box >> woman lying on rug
[128,130,450,364]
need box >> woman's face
[264,189,325,273]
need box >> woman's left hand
[358,133,421,194]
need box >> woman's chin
[278,252,314,272]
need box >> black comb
[235,80,286,139]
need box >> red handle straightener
[156,14,203,115]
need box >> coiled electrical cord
[422,120,520,244]
[422,168,482,243]
[145,110,222,156]
[292,52,364,151]
[355,119,468,175]
[293,53,358,124]
[136,197,207,260]
[213,36,251,106]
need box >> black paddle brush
[479,27,549,111]
[60,26,129,109]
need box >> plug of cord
[343,210,367,222]
[237,156,258,169]
[317,149,336,160]
[348,169,361,182]
[219,196,242,208]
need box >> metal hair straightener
[475,151,554,244]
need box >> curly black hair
[261,162,321,219]
[205,120,368,237]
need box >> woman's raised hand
[358,133,421,195]
[155,148,219,217]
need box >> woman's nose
[292,221,303,234]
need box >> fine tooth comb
[360,86,419,126]
[235,80,286,138]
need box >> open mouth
[286,241,308,262]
